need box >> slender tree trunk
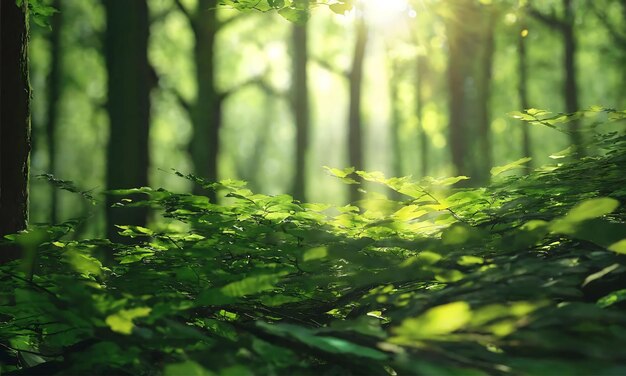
[562,0,583,155]
[0,0,31,263]
[46,0,62,224]
[518,22,533,173]
[415,56,428,177]
[530,0,583,153]
[445,0,493,186]
[189,0,220,202]
[291,22,309,201]
[104,0,151,241]
[389,58,403,180]
[476,8,495,184]
[348,15,367,204]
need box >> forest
[1,0,626,374]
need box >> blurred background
[28,0,626,237]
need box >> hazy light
[361,0,413,29]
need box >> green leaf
[551,198,620,234]
[324,166,359,184]
[278,7,309,24]
[582,264,621,287]
[329,2,353,14]
[608,239,626,254]
[106,307,152,335]
[302,246,328,261]
[442,223,477,245]
[63,250,103,276]
[257,322,388,360]
[597,289,626,308]
[164,361,213,376]
[567,198,619,222]
[391,302,472,341]
[491,157,532,176]
[221,272,287,297]
[268,0,285,8]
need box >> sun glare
[361,0,414,29]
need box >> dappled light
[1,0,626,374]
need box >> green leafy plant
[1,110,625,375]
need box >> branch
[173,0,194,24]
[173,90,192,115]
[220,75,266,101]
[592,4,626,48]
[150,8,172,24]
[256,79,287,98]
[217,12,246,31]
[311,57,349,79]
[527,6,566,30]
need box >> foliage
[16,0,58,28]
[1,111,626,375]
[219,0,354,22]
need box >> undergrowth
[1,109,626,375]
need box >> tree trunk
[46,0,62,224]
[445,0,493,186]
[415,55,428,177]
[475,8,495,184]
[188,0,220,202]
[389,58,403,180]
[518,22,533,173]
[562,0,583,155]
[104,0,151,241]
[348,15,367,204]
[0,0,31,263]
[291,22,309,202]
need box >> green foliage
[1,114,626,374]
[16,0,58,28]
[218,0,353,22]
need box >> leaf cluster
[1,111,626,375]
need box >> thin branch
[172,90,192,116]
[173,0,193,22]
[527,6,566,30]
[311,57,349,79]
[219,75,266,102]
[150,8,172,24]
[217,12,246,31]
[593,4,626,48]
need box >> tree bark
[0,0,31,263]
[529,0,583,154]
[444,0,493,186]
[46,0,62,223]
[562,0,583,155]
[175,0,222,202]
[348,15,367,204]
[518,22,533,173]
[291,22,310,202]
[389,58,403,180]
[104,0,151,241]
[415,55,428,178]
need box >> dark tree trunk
[518,22,533,173]
[445,0,493,186]
[46,0,62,223]
[0,0,31,263]
[415,56,428,178]
[389,58,403,180]
[188,0,220,202]
[348,15,367,204]
[291,22,309,202]
[529,0,583,154]
[104,0,151,241]
[476,8,495,184]
[562,0,583,154]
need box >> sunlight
[361,0,415,29]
